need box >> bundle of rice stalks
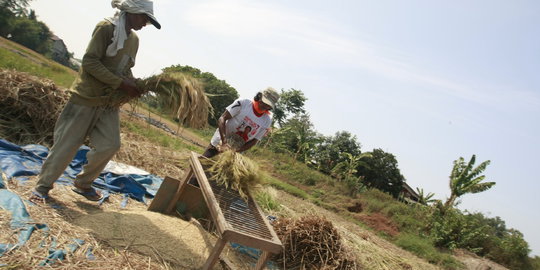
[201,150,262,201]
[225,133,246,150]
[0,69,69,146]
[109,71,213,128]
[272,215,360,270]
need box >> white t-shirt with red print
[210,99,272,147]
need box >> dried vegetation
[0,69,69,146]
[202,150,263,201]
[272,215,360,270]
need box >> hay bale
[0,69,69,146]
[201,150,262,201]
[272,215,360,270]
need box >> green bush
[530,256,540,270]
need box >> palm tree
[443,155,495,212]
[416,187,436,205]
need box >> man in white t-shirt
[203,87,280,158]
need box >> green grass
[395,233,464,270]
[122,121,202,152]
[251,148,331,186]
[137,102,215,142]
[263,174,310,200]
[255,190,282,212]
[187,126,215,141]
[0,39,77,88]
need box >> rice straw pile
[202,150,263,201]
[272,215,360,270]
[0,69,69,146]
[110,71,213,128]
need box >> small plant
[255,190,282,212]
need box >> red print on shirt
[235,116,260,141]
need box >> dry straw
[202,150,263,201]
[272,215,360,270]
[111,71,213,128]
[0,69,69,146]
[0,69,212,147]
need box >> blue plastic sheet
[0,138,163,203]
[229,242,278,269]
[0,189,48,256]
[38,239,85,266]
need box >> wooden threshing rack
[148,152,282,270]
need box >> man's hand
[218,142,231,152]
[119,78,141,98]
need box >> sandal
[29,190,50,204]
[72,187,103,201]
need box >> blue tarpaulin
[0,138,164,263]
[0,188,48,256]
[0,138,163,202]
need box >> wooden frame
[148,152,283,270]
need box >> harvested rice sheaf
[272,215,361,270]
[202,150,263,201]
[110,71,213,128]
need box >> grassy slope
[0,36,77,87]
[1,37,504,270]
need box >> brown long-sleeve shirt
[70,20,139,107]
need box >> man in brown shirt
[30,0,161,202]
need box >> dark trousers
[202,144,219,158]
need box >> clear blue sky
[30,0,540,256]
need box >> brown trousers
[35,100,121,194]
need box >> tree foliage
[415,188,436,205]
[358,148,405,197]
[1,0,32,15]
[312,131,362,174]
[331,152,371,196]
[162,65,238,126]
[331,152,371,181]
[1,1,53,55]
[8,15,51,54]
[273,88,307,127]
[266,113,320,163]
[443,155,494,213]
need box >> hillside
[0,37,511,269]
